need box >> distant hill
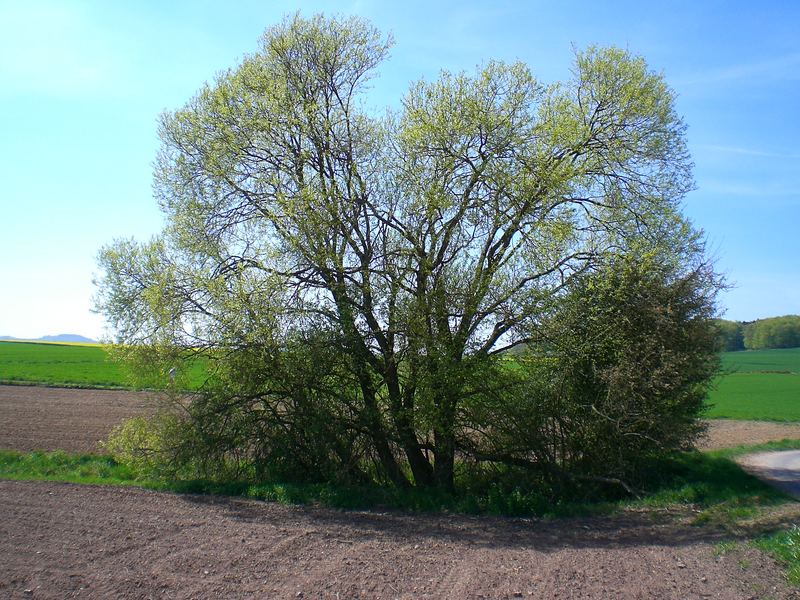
[0,334,98,344]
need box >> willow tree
[96,14,712,491]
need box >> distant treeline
[715,315,800,351]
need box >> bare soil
[699,420,800,451]
[2,385,800,598]
[0,384,158,453]
[1,479,797,599]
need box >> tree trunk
[433,429,455,492]
[432,394,457,492]
[362,386,409,488]
[384,361,434,486]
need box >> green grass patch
[754,525,800,585]
[0,341,128,388]
[631,448,789,511]
[0,340,207,390]
[706,348,800,421]
[706,373,800,421]
[0,450,138,485]
[0,449,565,516]
[720,348,800,374]
[709,438,800,459]
[0,445,790,519]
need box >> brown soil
[0,384,158,453]
[2,386,800,598]
[1,479,797,599]
[699,420,800,451]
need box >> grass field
[706,348,800,421]
[0,341,207,389]
[0,341,128,388]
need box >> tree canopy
[96,14,719,493]
[743,316,800,350]
[715,316,800,351]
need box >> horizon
[4,313,800,345]
[1,0,797,339]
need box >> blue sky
[1,0,797,340]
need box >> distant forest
[715,315,800,351]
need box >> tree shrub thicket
[97,14,721,495]
[713,319,745,351]
[743,316,800,350]
[458,253,719,493]
[715,316,800,351]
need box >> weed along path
[739,451,800,499]
[0,479,797,600]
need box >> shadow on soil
[175,490,800,554]
[162,449,800,553]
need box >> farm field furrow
[0,385,157,453]
[1,384,800,598]
[0,478,795,599]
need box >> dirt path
[699,420,800,451]
[738,451,800,499]
[1,479,796,600]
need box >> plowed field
[1,385,800,599]
[0,385,157,453]
[1,480,797,599]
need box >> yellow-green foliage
[102,414,181,477]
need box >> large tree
[97,14,714,491]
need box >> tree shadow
[177,491,800,554]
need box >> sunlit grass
[0,340,206,390]
[706,348,800,421]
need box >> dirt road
[738,451,800,499]
[1,479,796,599]
[700,420,800,451]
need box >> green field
[0,341,128,387]
[0,340,208,389]
[706,348,800,421]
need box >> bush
[456,253,720,493]
[103,414,182,478]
